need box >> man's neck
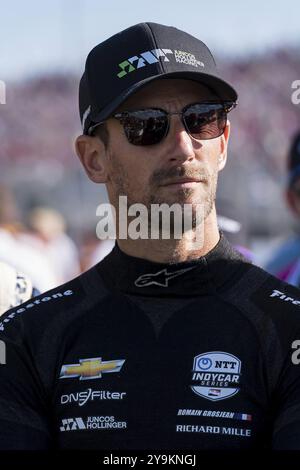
[116,208,220,264]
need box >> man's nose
[165,115,199,163]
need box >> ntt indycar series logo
[191,351,241,401]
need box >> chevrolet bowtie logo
[134,266,195,288]
[59,357,125,380]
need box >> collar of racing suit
[96,230,250,297]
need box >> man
[1,22,300,450]
[0,186,59,292]
[264,132,300,284]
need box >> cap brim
[90,71,238,128]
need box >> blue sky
[1,0,299,80]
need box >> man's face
[91,79,230,225]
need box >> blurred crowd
[1,49,299,173]
[0,185,114,313]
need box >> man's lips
[161,178,205,187]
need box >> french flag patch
[234,413,252,421]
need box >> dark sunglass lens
[184,104,227,140]
[122,110,168,145]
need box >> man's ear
[218,120,230,171]
[75,134,108,183]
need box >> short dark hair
[91,123,109,149]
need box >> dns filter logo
[0,81,6,105]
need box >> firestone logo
[117,48,204,78]
[0,290,74,332]
[269,289,300,305]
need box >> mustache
[151,166,210,185]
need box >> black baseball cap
[287,131,300,188]
[79,22,238,135]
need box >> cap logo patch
[117,48,204,79]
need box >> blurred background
[0,0,300,294]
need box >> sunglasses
[89,101,236,146]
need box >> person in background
[21,207,80,284]
[264,131,300,283]
[0,261,39,316]
[0,186,58,292]
[217,214,254,262]
[79,231,114,272]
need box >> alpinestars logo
[117,48,204,79]
[135,266,195,287]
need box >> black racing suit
[1,231,300,450]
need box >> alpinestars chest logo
[135,266,195,287]
[191,351,241,401]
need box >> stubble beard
[148,169,218,237]
[111,165,218,240]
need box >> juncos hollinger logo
[135,266,195,288]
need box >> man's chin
[150,193,205,208]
